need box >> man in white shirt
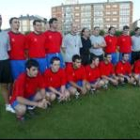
[90,27,106,61]
[62,23,82,64]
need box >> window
[94,4,104,11]
[75,6,80,10]
[94,11,103,16]
[120,3,130,9]
[113,5,118,8]
[81,12,91,18]
[112,18,118,21]
[120,17,130,23]
[106,12,111,15]
[94,17,103,24]
[113,11,118,15]
[106,5,111,8]
[75,13,80,16]
[120,10,130,16]
[106,18,110,21]
[81,5,91,11]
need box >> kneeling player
[99,54,119,88]
[10,59,49,122]
[85,57,105,93]
[44,57,70,102]
[116,53,135,85]
[66,55,90,98]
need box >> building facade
[19,15,47,34]
[52,1,133,33]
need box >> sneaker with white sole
[6,104,15,113]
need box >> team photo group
[0,14,140,122]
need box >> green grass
[0,85,140,139]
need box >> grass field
[0,85,140,139]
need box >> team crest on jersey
[34,38,37,42]
[12,38,15,42]
[89,73,91,76]
[49,36,52,39]
[122,39,126,42]
[109,39,112,42]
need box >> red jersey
[44,30,62,54]
[105,35,118,53]
[10,73,45,104]
[118,35,132,53]
[99,61,114,76]
[26,32,46,58]
[85,65,100,82]
[134,60,140,74]
[8,31,26,60]
[65,64,86,82]
[44,69,66,88]
[116,61,132,75]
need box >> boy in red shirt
[10,59,49,122]
[118,26,132,62]
[116,53,135,85]
[99,54,119,88]
[8,17,26,80]
[65,55,90,98]
[26,20,47,73]
[133,56,140,86]
[44,57,70,102]
[85,57,105,93]
[44,18,64,68]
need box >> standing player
[118,25,132,62]
[99,54,119,88]
[8,17,26,80]
[44,57,70,102]
[65,55,90,97]
[26,20,47,73]
[116,53,135,85]
[0,15,15,113]
[44,18,64,68]
[105,27,118,65]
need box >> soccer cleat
[6,104,15,114]
[90,88,96,95]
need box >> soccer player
[26,20,47,73]
[131,27,140,64]
[85,57,105,93]
[65,55,90,97]
[8,17,26,80]
[133,55,140,86]
[99,54,119,88]
[10,59,49,121]
[0,15,15,113]
[44,18,64,68]
[90,27,106,61]
[62,23,82,65]
[44,57,70,102]
[80,28,92,66]
[118,25,132,62]
[105,27,118,65]
[116,53,135,85]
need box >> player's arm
[49,87,61,96]
[69,81,82,92]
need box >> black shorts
[0,59,12,84]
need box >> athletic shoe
[6,104,15,113]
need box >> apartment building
[52,1,133,33]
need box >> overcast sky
[0,0,138,29]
